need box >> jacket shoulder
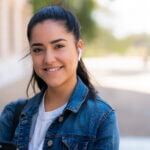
[86,93,114,114]
[83,93,115,126]
[0,98,27,141]
[1,98,27,114]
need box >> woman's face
[30,20,83,89]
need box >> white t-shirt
[28,95,67,150]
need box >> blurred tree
[65,0,99,42]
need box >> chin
[45,79,65,89]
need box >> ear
[77,39,84,54]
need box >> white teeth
[47,68,60,72]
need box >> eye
[55,44,64,49]
[32,48,42,53]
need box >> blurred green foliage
[29,0,133,57]
[84,28,131,57]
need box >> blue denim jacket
[0,77,119,150]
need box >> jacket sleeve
[0,103,15,142]
[94,110,120,150]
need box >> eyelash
[32,48,42,53]
[32,44,64,53]
[55,44,64,49]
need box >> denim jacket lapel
[65,76,89,113]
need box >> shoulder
[86,94,119,149]
[84,92,115,123]
[0,98,28,121]
[2,98,28,112]
[86,92,113,113]
[78,91,118,137]
[1,90,43,114]
[0,98,27,141]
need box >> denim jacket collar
[21,76,89,117]
[65,77,89,113]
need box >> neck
[44,76,77,111]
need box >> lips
[44,66,63,72]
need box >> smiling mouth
[44,66,63,72]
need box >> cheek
[65,52,78,70]
[31,56,43,69]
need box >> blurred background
[0,0,150,149]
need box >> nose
[44,49,56,65]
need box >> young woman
[0,6,119,150]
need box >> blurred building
[0,0,32,59]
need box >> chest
[12,111,97,150]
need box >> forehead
[30,20,75,43]
[35,19,66,30]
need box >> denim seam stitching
[99,109,114,125]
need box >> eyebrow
[50,38,67,44]
[31,43,43,47]
[31,38,67,47]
